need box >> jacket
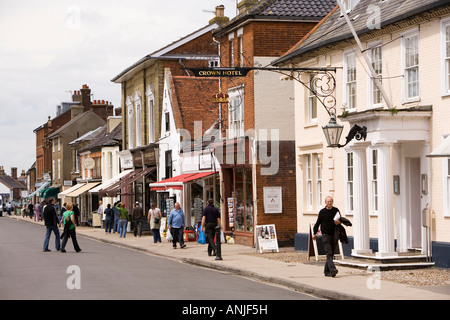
[334,216,352,244]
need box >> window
[135,93,142,147]
[165,112,170,132]
[403,31,419,101]
[344,51,357,110]
[346,152,354,212]
[58,137,61,151]
[229,33,235,67]
[371,149,378,214]
[93,157,101,179]
[442,19,450,95]
[315,156,322,209]
[308,73,317,123]
[369,43,382,107]
[445,158,450,217]
[165,150,172,179]
[208,59,219,68]
[127,97,134,149]
[228,86,244,139]
[147,87,155,143]
[306,154,313,210]
[108,152,113,179]
[52,139,55,153]
[58,159,61,180]
[233,167,253,232]
[52,160,55,180]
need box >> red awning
[150,171,216,191]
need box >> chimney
[70,104,84,119]
[237,0,258,15]
[11,167,17,179]
[209,5,229,25]
[80,84,92,111]
[47,116,53,133]
[72,90,82,102]
[0,166,4,176]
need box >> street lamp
[322,112,344,148]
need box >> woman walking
[115,202,129,238]
[60,202,82,253]
[148,203,162,243]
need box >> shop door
[407,157,421,249]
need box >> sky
[0,0,237,178]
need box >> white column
[375,143,398,257]
[351,145,371,255]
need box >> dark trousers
[322,234,337,275]
[170,227,184,247]
[205,223,217,255]
[61,228,81,252]
[133,218,143,237]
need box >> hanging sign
[186,67,252,78]
[256,224,279,253]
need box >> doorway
[405,157,421,249]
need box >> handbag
[198,230,206,244]
[154,217,160,224]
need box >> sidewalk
[8,215,449,300]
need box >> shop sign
[256,224,279,253]
[187,67,252,78]
[263,187,282,214]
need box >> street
[0,217,319,300]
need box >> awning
[100,166,156,197]
[58,183,86,199]
[66,182,100,198]
[89,170,133,194]
[28,181,50,199]
[427,135,450,157]
[40,187,60,199]
[150,171,216,191]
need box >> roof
[111,23,220,83]
[0,175,26,190]
[214,0,336,36]
[274,0,450,65]
[165,70,220,141]
[78,123,122,154]
[47,110,104,140]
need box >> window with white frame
[371,149,379,214]
[344,50,357,110]
[52,139,55,153]
[403,31,419,101]
[442,19,450,96]
[306,154,313,210]
[134,92,142,147]
[58,137,61,151]
[315,155,322,208]
[229,33,235,68]
[228,86,244,139]
[52,160,55,180]
[308,73,317,123]
[148,94,155,143]
[126,97,134,149]
[346,152,354,213]
[108,152,113,180]
[369,42,382,107]
[445,158,450,217]
[58,159,61,180]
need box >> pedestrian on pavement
[115,202,130,238]
[132,202,144,237]
[112,200,120,233]
[98,200,103,228]
[148,203,162,243]
[168,202,186,249]
[60,203,67,222]
[104,203,114,234]
[312,196,341,277]
[42,198,61,252]
[34,202,42,222]
[60,202,81,253]
[201,199,221,256]
[73,203,80,226]
[6,202,12,216]
[28,201,34,219]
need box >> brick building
[210,0,337,246]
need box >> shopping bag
[166,228,173,241]
[198,230,206,244]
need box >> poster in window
[263,187,282,214]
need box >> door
[407,158,421,249]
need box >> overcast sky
[0,0,237,178]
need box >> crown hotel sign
[186,67,252,77]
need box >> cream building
[275,0,450,267]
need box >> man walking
[201,199,221,256]
[42,198,61,252]
[168,202,186,249]
[313,196,341,277]
[132,202,144,237]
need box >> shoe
[76,249,82,253]
[61,249,66,253]
[330,269,338,277]
[173,246,177,249]
[181,244,186,249]
[43,249,51,252]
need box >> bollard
[215,225,223,260]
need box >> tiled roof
[260,0,337,18]
[78,123,122,153]
[0,175,26,190]
[275,0,449,65]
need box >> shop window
[165,150,172,179]
[234,167,253,232]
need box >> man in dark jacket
[201,199,221,256]
[132,202,144,237]
[42,198,61,252]
[313,196,341,277]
